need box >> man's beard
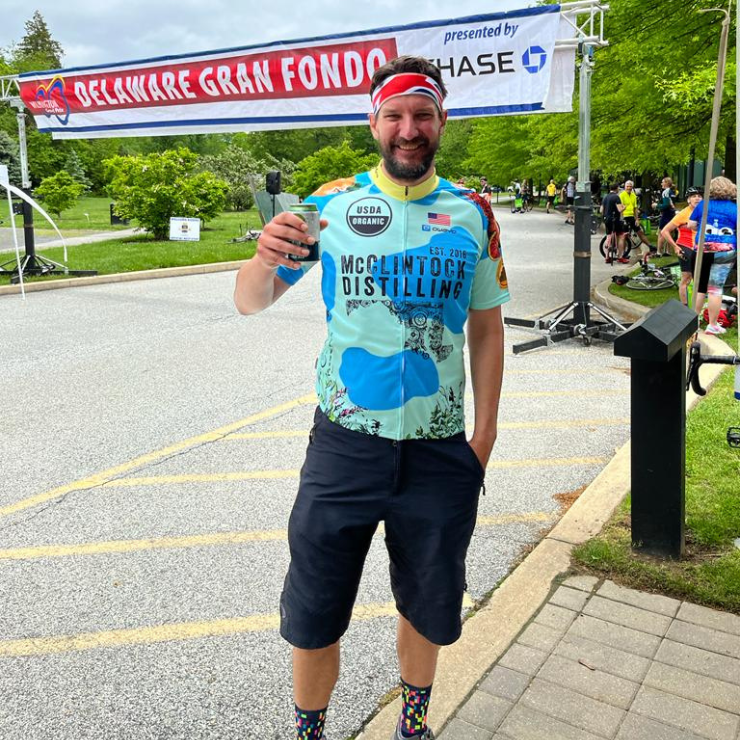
[379,137,438,182]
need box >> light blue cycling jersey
[276,165,510,440]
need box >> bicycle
[624,261,678,291]
[599,228,641,262]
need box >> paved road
[0,208,630,739]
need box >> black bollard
[614,300,699,557]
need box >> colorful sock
[399,679,432,737]
[295,705,327,740]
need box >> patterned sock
[399,679,432,737]
[295,705,327,740]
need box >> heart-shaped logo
[34,76,70,126]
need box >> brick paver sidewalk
[440,576,740,740]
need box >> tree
[200,145,292,211]
[290,141,378,198]
[63,149,92,192]
[34,170,83,217]
[0,130,22,186]
[11,11,64,72]
[104,148,228,239]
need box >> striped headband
[370,73,445,116]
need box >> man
[234,56,509,740]
[619,180,654,263]
[660,187,704,307]
[480,176,493,203]
[564,176,576,224]
[545,178,557,214]
[600,182,627,263]
[655,176,676,256]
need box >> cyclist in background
[545,179,557,214]
[661,187,706,308]
[563,176,576,224]
[600,182,627,263]
[655,177,676,256]
[619,180,655,263]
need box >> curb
[0,260,243,296]
[356,313,735,740]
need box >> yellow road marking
[224,419,629,441]
[0,513,554,562]
[104,471,301,487]
[0,395,316,521]
[103,456,606,488]
[0,602,399,658]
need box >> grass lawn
[573,369,740,612]
[3,195,133,233]
[0,208,264,283]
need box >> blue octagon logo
[522,45,547,73]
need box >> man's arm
[466,305,505,468]
[233,212,321,315]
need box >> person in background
[660,187,707,308]
[545,179,557,214]
[564,176,576,225]
[688,176,738,335]
[600,182,627,263]
[619,180,655,264]
[655,176,676,256]
[480,176,493,203]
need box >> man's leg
[397,615,440,688]
[294,643,341,710]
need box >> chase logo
[346,197,392,237]
[522,46,547,74]
[34,75,70,125]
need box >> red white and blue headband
[370,73,445,116]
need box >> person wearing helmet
[661,187,706,307]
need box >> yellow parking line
[0,394,316,521]
[224,431,308,440]
[103,456,606,488]
[0,602,399,658]
[0,513,555,562]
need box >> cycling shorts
[605,218,626,235]
[624,216,644,234]
[280,408,484,649]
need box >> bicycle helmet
[685,186,703,197]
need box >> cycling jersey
[619,190,638,218]
[665,205,696,250]
[546,183,557,197]
[690,200,737,252]
[276,166,509,440]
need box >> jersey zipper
[399,188,409,440]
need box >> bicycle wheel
[599,235,609,258]
[625,277,675,291]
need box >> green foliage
[63,149,92,192]
[435,120,474,181]
[34,170,84,217]
[9,10,64,72]
[104,148,228,239]
[200,145,294,211]
[0,130,22,186]
[290,141,378,198]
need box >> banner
[18,6,574,140]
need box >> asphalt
[0,208,736,740]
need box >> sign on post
[169,217,201,241]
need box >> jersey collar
[370,164,439,201]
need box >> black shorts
[546,195,555,204]
[566,196,575,206]
[624,216,644,234]
[280,408,484,649]
[679,247,714,293]
[605,218,626,235]
[659,211,675,230]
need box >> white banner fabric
[18,6,573,140]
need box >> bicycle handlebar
[686,341,740,396]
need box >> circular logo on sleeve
[346,198,392,236]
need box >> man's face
[369,94,446,183]
[625,182,633,192]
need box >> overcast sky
[2,0,534,70]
